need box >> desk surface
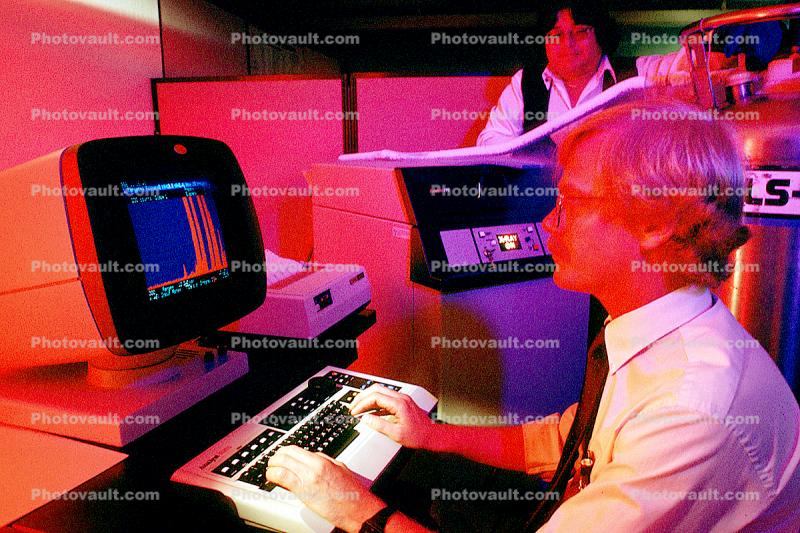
[11,310,375,533]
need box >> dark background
[202,0,782,73]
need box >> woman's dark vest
[520,63,618,132]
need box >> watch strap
[359,506,395,533]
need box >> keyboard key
[260,481,278,492]
[260,385,338,430]
[341,390,359,404]
[213,428,282,478]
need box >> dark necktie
[524,325,609,531]
[602,70,616,91]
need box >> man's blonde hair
[558,94,750,287]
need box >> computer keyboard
[171,366,437,533]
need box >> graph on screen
[124,180,231,301]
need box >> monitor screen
[62,136,266,355]
[124,180,231,301]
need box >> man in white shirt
[265,96,800,532]
[477,2,622,146]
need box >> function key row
[212,428,282,478]
[324,371,401,391]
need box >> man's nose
[542,206,558,234]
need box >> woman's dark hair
[540,1,621,56]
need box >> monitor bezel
[62,135,266,355]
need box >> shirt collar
[541,55,616,90]
[603,285,714,375]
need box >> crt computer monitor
[0,135,267,446]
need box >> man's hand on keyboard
[265,445,386,533]
[349,385,435,449]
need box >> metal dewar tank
[717,92,800,398]
[679,4,800,398]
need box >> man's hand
[265,445,386,533]
[349,385,435,449]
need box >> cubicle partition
[154,76,345,260]
[354,73,509,152]
[153,72,511,258]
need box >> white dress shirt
[522,285,800,531]
[476,56,615,146]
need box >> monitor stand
[0,343,247,447]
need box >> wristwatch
[359,506,396,533]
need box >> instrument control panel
[440,222,549,266]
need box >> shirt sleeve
[522,403,577,480]
[537,405,765,532]
[636,49,691,86]
[476,70,525,146]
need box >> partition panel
[155,77,344,260]
[355,74,511,152]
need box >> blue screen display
[123,181,230,301]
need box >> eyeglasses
[555,193,604,228]
[547,26,594,45]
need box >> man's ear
[638,218,676,252]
